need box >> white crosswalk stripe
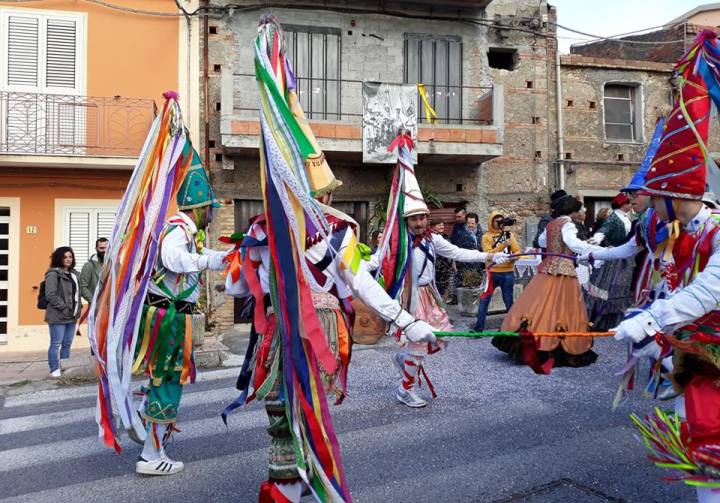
[0,340,691,502]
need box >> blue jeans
[48,322,76,372]
[474,271,515,331]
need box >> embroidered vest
[537,216,577,277]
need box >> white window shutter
[68,210,90,270]
[45,18,76,90]
[7,15,39,89]
[96,211,116,243]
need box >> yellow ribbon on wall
[417,83,438,125]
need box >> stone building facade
[558,56,676,218]
[201,0,559,331]
[199,1,720,332]
[563,7,720,220]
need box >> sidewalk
[0,332,246,388]
[0,312,503,389]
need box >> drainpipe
[554,35,565,190]
[201,0,213,320]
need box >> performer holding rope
[494,192,603,373]
[370,133,510,408]
[607,31,720,502]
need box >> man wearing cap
[134,151,230,476]
[390,161,509,408]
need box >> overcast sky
[552,0,708,53]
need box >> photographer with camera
[473,212,521,332]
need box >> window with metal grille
[604,84,640,142]
[404,33,463,124]
[283,25,341,120]
[64,207,116,271]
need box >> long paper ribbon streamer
[434,330,614,338]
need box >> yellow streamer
[417,84,438,125]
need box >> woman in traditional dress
[584,193,635,331]
[494,193,603,367]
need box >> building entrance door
[0,208,9,344]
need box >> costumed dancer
[372,133,510,408]
[495,193,603,371]
[88,93,229,475]
[611,31,720,502]
[223,16,437,502]
[578,117,676,406]
[584,192,635,331]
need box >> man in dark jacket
[79,238,108,303]
[533,189,567,248]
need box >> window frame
[0,7,87,95]
[282,24,342,121]
[55,199,119,271]
[403,32,464,124]
[602,82,643,144]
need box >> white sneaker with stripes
[135,456,184,476]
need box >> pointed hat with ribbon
[390,133,429,217]
[644,32,716,200]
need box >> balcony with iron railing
[220,70,504,162]
[0,92,156,167]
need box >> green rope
[434,331,520,338]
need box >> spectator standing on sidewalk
[474,212,520,331]
[44,246,82,377]
[532,189,568,249]
[450,206,467,245]
[79,237,108,303]
[430,219,454,300]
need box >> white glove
[205,249,231,271]
[576,253,591,266]
[587,233,605,246]
[404,320,438,344]
[612,311,659,343]
[393,310,437,344]
[492,252,511,265]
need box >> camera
[501,217,516,227]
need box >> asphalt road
[0,335,694,502]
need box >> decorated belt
[311,291,340,310]
[145,292,196,315]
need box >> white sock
[275,482,302,503]
[140,425,163,461]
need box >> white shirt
[225,220,270,297]
[148,212,226,303]
[632,206,720,335]
[414,233,491,286]
[537,219,601,255]
[227,212,406,323]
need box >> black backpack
[37,280,48,309]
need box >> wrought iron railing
[233,74,495,125]
[0,92,156,156]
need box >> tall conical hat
[624,116,665,192]
[177,149,221,210]
[285,65,342,196]
[391,133,428,217]
[644,34,714,200]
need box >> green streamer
[434,331,520,338]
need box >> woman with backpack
[44,246,82,377]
